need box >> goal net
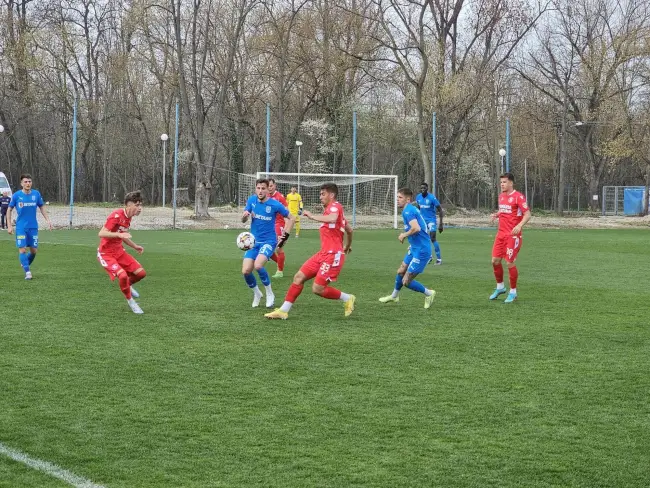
[237,172,398,228]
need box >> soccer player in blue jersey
[7,174,53,280]
[415,182,444,265]
[378,187,436,308]
[241,178,295,308]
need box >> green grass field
[0,227,648,487]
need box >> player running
[265,183,355,320]
[286,186,303,237]
[242,179,295,308]
[489,172,531,303]
[7,174,53,280]
[378,188,436,308]
[268,178,288,278]
[415,182,444,265]
[97,191,147,314]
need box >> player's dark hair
[255,178,269,187]
[321,183,338,197]
[421,182,428,188]
[20,173,32,181]
[268,177,276,184]
[398,187,413,199]
[124,190,143,204]
[500,172,515,182]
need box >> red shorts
[97,250,143,280]
[300,250,346,286]
[492,233,522,263]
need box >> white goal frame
[250,172,399,229]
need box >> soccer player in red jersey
[97,191,147,314]
[268,178,288,278]
[489,173,531,303]
[265,183,355,320]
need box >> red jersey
[269,191,287,227]
[98,208,132,255]
[319,201,346,253]
[497,190,529,235]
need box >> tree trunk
[415,86,431,187]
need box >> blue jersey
[415,192,440,223]
[0,196,10,208]
[402,203,431,253]
[9,190,44,229]
[245,195,289,244]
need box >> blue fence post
[69,94,78,229]
[352,111,357,227]
[266,103,270,175]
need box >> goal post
[238,172,399,228]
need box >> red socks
[128,270,146,284]
[285,283,304,303]
[270,254,278,263]
[493,262,504,283]
[118,273,132,299]
[321,287,342,300]
[277,252,285,271]
[508,265,518,289]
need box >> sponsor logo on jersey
[499,204,512,213]
[253,214,273,221]
[266,206,271,213]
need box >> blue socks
[406,280,426,294]
[433,241,441,260]
[257,267,270,286]
[19,253,30,272]
[394,274,404,291]
[28,252,36,265]
[244,273,257,288]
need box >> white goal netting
[237,172,398,228]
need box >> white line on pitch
[0,442,106,488]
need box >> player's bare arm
[398,218,421,243]
[302,210,338,223]
[6,207,13,234]
[344,221,353,253]
[511,209,532,235]
[39,205,53,230]
[241,210,251,223]
[123,238,144,254]
[283,213,296,234]
[436,204,444,232]
[98,226,132,240]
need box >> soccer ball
[236,231,255,251]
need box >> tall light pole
[161,133,169,207]
[295,140,303,192]
[499,148,506,174]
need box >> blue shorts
[403,248,431,274]
[16,228,38,248]
[244,241,276,261]
[425,220,437,233]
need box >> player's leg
[379,261,409,303]
[242,246,264,307]
[1,209,5,229]
[271,225,285,277]
[489,235,507,300]
[26,229,39,266]
[402,256,436,308]
[294,215,300,237]
[429,225,442,264]
[309,252,355,316]
[120,253,146,298]
[503,236,522,303]
[265,255,319,319]
[255,244,275,307]
[15,230,31,278]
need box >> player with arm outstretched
[265,183,355,320]
[97,191,147,314]
[268,178,289,278]
[286,186,303,237]
[415,182,444,265]
[242,179,295,308]
[489,172,531,303]
[378,188,436,308]
[7,174,53,280]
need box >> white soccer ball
[236,231,255,251]
[224,225,229,230]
